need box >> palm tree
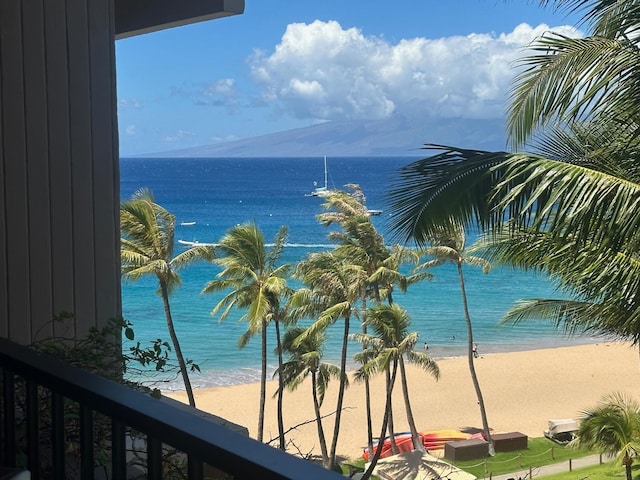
[318,186,393,458]
[354,303,439,452]
[270,290,296,451]
[202,222,290,443]
[386,0,640,347]
[415,221,494,452]
[293,250,362,470]
[319,186,430,457]
[507,0,640,149]
[275,326,342,467]
[120,188,214,407]
[571,392,640,480]
[355,342,400,480]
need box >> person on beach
[473,343,479,358]
[424,342,429,350]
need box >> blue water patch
[121,157,599,388]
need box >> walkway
[489,454,608,480]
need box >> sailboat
[308,156,331,197]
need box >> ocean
[120,157,598,389]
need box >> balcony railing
[0,337,344,479]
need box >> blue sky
[115,1,582,156]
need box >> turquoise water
[120,157,598,389]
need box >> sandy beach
[166,342,640,462]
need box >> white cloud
[125,125,136,136]
[210,133,240,143]
[164,129,195,143]
[118,98,141,109]
[249,20,581,121]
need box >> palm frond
[386,146,514,244]
[508,33,640,148]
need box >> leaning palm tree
[202,222,290,443]
[120,188,214,407]
[275,325,342,466]
[571,392,640,480]
[415,219,493,452]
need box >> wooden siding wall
[0,0,121,344]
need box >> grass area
[340,437,598,479]
[451,438,595,478]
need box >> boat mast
[323,155,328,190]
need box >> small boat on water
[178,239,217,247]
[366,209,383,216]
[306,156,332,197]
[180,221,196,226]
[178,239,201,246]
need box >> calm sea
[120,157,599,389]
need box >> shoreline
[148,335,605,390]
[165,341,640,461]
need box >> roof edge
[115,0,244,39]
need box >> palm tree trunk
[258,318,267,442]
[398,356,424,451]
[311,369,330,467]
[159,280,196,407]
[361,293,374,460]
[625,458,633,480]
[362,358,398,480]
[275,318,286,450]
[329,315,350,469]
[386,365,398,455]
[457,262,493,453]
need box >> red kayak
[363,430,476,460]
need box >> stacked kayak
[363,430,479,460]
[422,429,472,450]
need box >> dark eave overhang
[115,0,245,39]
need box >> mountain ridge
[137,115,508,158]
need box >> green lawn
[341,437,598,479]
[533,461,637,480]
[448,438,595,478]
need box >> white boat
[366,209,383,216]
[180,221,196,226]
[307,156,331,197]
[178,239,217,247]
[178,239,201,246]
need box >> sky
[115,1,583,156]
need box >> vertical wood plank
[1,0,123,344]
[0,0,8,338]
[0,0,31,343]
[66,0,96,339]
[44,0,76,339]
[23,0,54,340]
[88,0,121,327]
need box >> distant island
[134,115,508,158]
